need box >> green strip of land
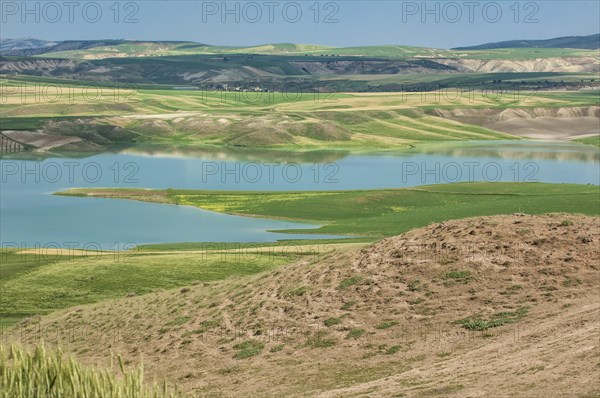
[57,182,600,238]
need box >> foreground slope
[10,214,600,397]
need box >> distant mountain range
[0,38,57,52]
[1,35,597,89]
[0,39,177,57]
[1,34,598,58]
[453,34,600,50]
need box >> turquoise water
[1,141,598,249]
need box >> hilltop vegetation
[2,36,597,59]
[1,36,598,92]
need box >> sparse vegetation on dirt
[6,214,598,397]
[454,307,529,331]
[233,340,265,359]
[324,317,342,327]
[443,270,474,285]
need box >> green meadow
[0,248,316,327]
[58,183,600,238]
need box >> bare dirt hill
[433,106,600,140]
[437,57,599,73]
[10,214,600,397]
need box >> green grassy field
[0,248,309,327]
[58,183,600,238]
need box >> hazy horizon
[3,32,600,50]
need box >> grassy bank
[57,182,600,238]
[574,135,600,147]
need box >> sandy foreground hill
[8,214,600,397]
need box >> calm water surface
[1,141,598,249]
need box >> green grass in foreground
[0,249,297,327]
[58,182,600,238]
[0,344,179,398]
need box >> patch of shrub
[233,340,264,359]
[375,321,398,330]
[346,329,366,339]
[407,280,421,292]
[339,276,363,290]
[324,317,342,327]
[454,307,528,331]
[443,270,474,284]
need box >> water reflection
[405,141,599,163]
[2,140,596,164]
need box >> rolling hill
[10,214,600,397]
[1,35,598,91]
[2,37,598,60]
[0,38,57,52]
[453,33,600,50]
